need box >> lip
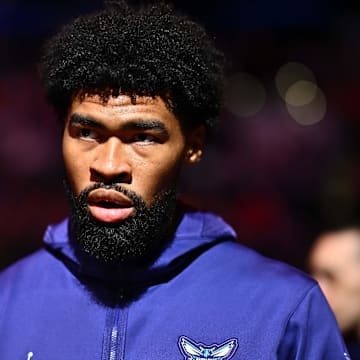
[87,189,134,223]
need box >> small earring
[186,149,202,163]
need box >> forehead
[68,94,180,127]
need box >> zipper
[102,295,128,360]
[109,321,119,360]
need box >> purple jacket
[0,211,349,359]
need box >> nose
[90,137,132,184]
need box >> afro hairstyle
[40,0,225,131]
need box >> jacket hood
[43,208,236,292]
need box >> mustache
[78,182,144,202]
[77,182,146,209]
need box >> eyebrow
[69,114,105,129]
[122,120,168,134]
[69,113,168,134]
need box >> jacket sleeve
[277,283,351,359]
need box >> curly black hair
[40,0,224,131]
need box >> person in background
[0,1,349,358]
[308,226,360,359]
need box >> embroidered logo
[178,336,238,360]
[26,352,34,360]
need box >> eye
[78,128,98,140]
[133,133,157,144]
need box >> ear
[184,125,206,164]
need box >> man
[308,227,360,359]
[0,1,348,359]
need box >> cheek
[134,155,184,202]
[62,139,89,194]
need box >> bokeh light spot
[285,80,318,106]
[286,85,327,126]
[275,62,316,100]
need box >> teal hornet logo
[178,336,238,360]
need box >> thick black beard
[64,181,178,265]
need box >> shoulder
[0,250,53,319]
[192,240,318,309]
[205,240,313,283]
[178,209,316,295]
[0,248,65,297]
[0,249,52,285]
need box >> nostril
[90,168,132,184]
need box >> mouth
[93,200,127,208]
[87,189,134,223]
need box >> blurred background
[1,0,360,270]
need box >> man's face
[63,94,204,263]
[308,230,360,334]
